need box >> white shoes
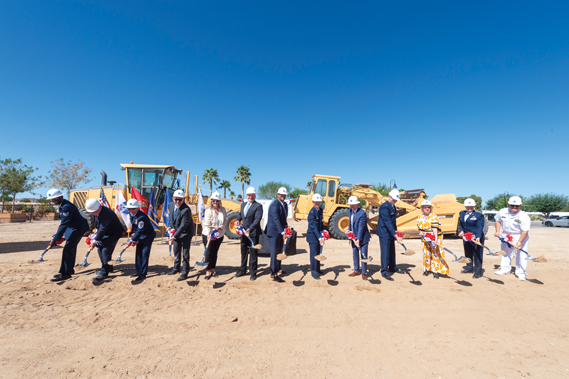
[518,276,526,281]
[494,269,510,276]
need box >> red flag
[131,186,149,214]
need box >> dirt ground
[1,220,568,379]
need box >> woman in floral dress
[417,200,449,278]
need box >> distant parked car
[543,216,569,227]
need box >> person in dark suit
[265,187,289,282]
[167,190,194,281]
[125,199,156,282]
[235,186,263,281]
[85,198,125,281]
[458,198,485,278]
[377,190,404,281]
[346,196,371,280]
[306,193,325,280]
[47,189,89,282]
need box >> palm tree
[220,180,232,198]
[202,168,219,196]
[234,165,251,199]
[229,190,235,200]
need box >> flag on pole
[114,190,132,230]
[148,188,160,233]
[131,186,149,214]
[99,187,110,208]
[162,187,172,228]
[197,188,206,222]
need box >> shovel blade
[195,261,208,267]
[361,256,373,264]
[532,255,547,263]
[457,257,471,264]
[402,250,416,256]
[496,250,507,256]
[252,244,263,249]
[315,255,327,262]
[276,253,288,261]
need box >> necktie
[174,207,178,220]
[244,202,251,217]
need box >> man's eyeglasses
[510,205,520,208]
[174,198,184,202]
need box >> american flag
[99,188,110,208]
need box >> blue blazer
[377,201,397,239]
[130,210,157,243]
[306,206,324,244]
[458,210,485,242]
[94,206,124,242]
[266,199,288,238]
[54,199,89,241]
[349,207,370,245]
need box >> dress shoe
[423,271,429,276]
[461,269,473,274]
[235,271,246,278]
[362,274,368,280]
[168,269,179,275]
[392,268,404,274]
[278,270,286,275]
[312,275,321,280]
[272,275,283,282]
[249,276,257,281]
[348,271,361,277]
[317,270,324,275]
[133,274,146,282]
[177,273,188,281]
[473,273,482,279]
[91,274,107,282]
[494,269,510,276]
[130,274,139,278]
[433,273,440,279]
[382,273,394,281]
[51,274,71,282]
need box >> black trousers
[58,233,83,276]
[379,235,397,275]
[173,235,192,274]
[463,240,484,275]
[309,243,321,276]
[97,232,121,276]
[135,238,154,276]
[239,234,259,276]
[268,235,283,275]
[202,235,224,270]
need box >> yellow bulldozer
[293,174,482,239]
[69,163,242,234]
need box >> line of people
[44,187,532,283]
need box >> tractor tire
[78,208,96,236]
[329,208,350,240]
[225,212,240,240]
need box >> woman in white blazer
[202,191,227,279]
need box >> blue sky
[1,1,568,203]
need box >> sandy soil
[1,220,569,379]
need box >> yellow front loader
[293,174,470,239]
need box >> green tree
[234,165,251,199]
[257,181,292,200]
[289,188,308,201]
[47,158,92,193]
[202,168,219,196]
[524,193,569,218]
[370,182,390,196]
[456,194,483,209]
[229,190,236,200]
[306,181,312,189]
[219,180,232,198]
[0,158,42,213]
[485,193,525,211]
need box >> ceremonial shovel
[346,231,372,263]
[315,230,330,262]
[396,231,415,256]
[277,228,293,261]
[497,235,547,263]
[79,245,94,267]
[425,237,471,264]
[114,240,136,263]
[38,246,51,262]
[235,224,263,249]
[194,236,211,268]
[462,232,503,256]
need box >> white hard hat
[246,186,256,195]
[277,187,288,195]
[420,200,432,207]
[85,198,101,213]
[347,196,359,205]
[388,189,401,201]
[46,189,64,199]
[312,193,322,202]
[210,191,221,200]
[126,199,140,209]
[508,196,522,206]
[464,198,476,207]
[173,189,185,198]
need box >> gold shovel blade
[533,255,547,263]
[361,259,370,263]
[276,253,288,261]
[402,250,416,256]
[496,250,507,256]
[253,244,263,249]
[457,257,472,264]
[315,255,327,262]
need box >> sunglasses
[510,205,520,208]
[174,198,184,201]
[211,200,220,203]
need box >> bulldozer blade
[276,253,288,261]
[315,255,327,262]
[532,255,547,263]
